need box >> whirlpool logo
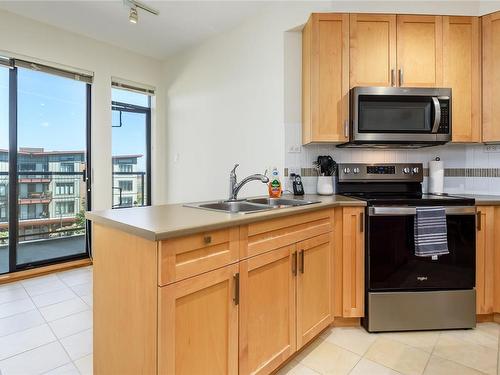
[417,276,428,281]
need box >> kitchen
[0,1,498,375]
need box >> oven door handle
[431,97,441,133]
[369,206,477,216]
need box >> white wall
[162,1,488,203]
[0,9,166,210]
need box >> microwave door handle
[431,97,441,133]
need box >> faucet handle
[231,164,239,175]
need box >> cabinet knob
[203,235,212,245]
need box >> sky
[0,66,148,171]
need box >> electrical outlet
[288,167,300,177]
[288,145,302,153]
[484,145,500,153]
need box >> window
[121,196,133,206]
[111,87,151,209]
[0,185,5,197]
[19,203,48,220]
[55,182,74,195]
[118,180,133,192]
[60,163,74,172]
[55,201,75,215]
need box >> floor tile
[0,324,56,361]
[81,294,93,307]
[70,282,92,298]
[350,358,402,375]
[23,278,68,297]
[297,339,360,375]
[0,309,45,337]
[365,337,430,375]
[0,298,35,319]
[276,360,319,375]
[0,283,24,293]
[423,355,485,375]
[0,341,70,375]
[39,298,89,322]
[57,270,92,288]
[73,353,93,375]
[380,331,440,353]
[321,327,377,356]
[433,333,498,375]
[442,328,498,350]
[60,328,92,361]
[49,310,93,339]
[0,287,29,305]
[32,288,77,308]
[42,362,80,375]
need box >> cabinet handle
[360,212,364,233]
[292,251,297,276]
[477,212,482,231]
[391,69,395,87]
[233,273,240,305]
[203,235,212,245]
[344,119,349,138]
[299,250,305,274]
[399,69,404,86]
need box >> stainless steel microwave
[339,87,451,148]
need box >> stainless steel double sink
[185,197,321,214]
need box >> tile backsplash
[284,123,500,196]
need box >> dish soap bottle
[268,167,282,198]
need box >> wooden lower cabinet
[158,264,239,375]
[239,245,296,375]
[296,233,332,348]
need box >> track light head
[129,7,138,24]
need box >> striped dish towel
[414,206,449,257]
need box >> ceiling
[0,1,268,60]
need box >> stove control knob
[403,167,410,174]
[343,167,351,174]
[353,167,360,174]
[412,167,420,174]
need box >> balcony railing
[112,171,146,208]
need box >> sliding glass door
[0,59,91,273]
[0,67,9,273]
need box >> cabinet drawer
[158,227,240,285]
[243,209,332,259]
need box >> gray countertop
[85,194,366,241]
[454,194,500,206]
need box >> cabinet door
[494,207,500,313]
[476,207,495,314]
[158,264,239,375]
[443,16,481,143]
[482,12,500,142]
[296,233,332,348]
[342,207,365,317]
[397,15,443,87]
[239,245,296,375]
[350,14,397,88]
[302,13,349,143]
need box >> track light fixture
[123,0,159,24]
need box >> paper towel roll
[428,159,444,194]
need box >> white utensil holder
[317,176,334,196]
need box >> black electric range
[338,163,477,332]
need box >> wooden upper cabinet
[482,12,500,142]
[443,16,481,143]
[239,245,296,375]
[296,234,332,348]
[397,15,443,87]
[349,14,397,88]
[342,207,365,318]
[302,13,349,144]
[158,264,239,375]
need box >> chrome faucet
[228,164,269,201]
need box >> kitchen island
[86,194,366,375]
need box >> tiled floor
[0,267,498,375]
[278,323,500,375]
[0,267,92,375]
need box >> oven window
[368,214,475,291]
[358,96,432,133]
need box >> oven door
[367,206,476,292]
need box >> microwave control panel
[437,101,450,134]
